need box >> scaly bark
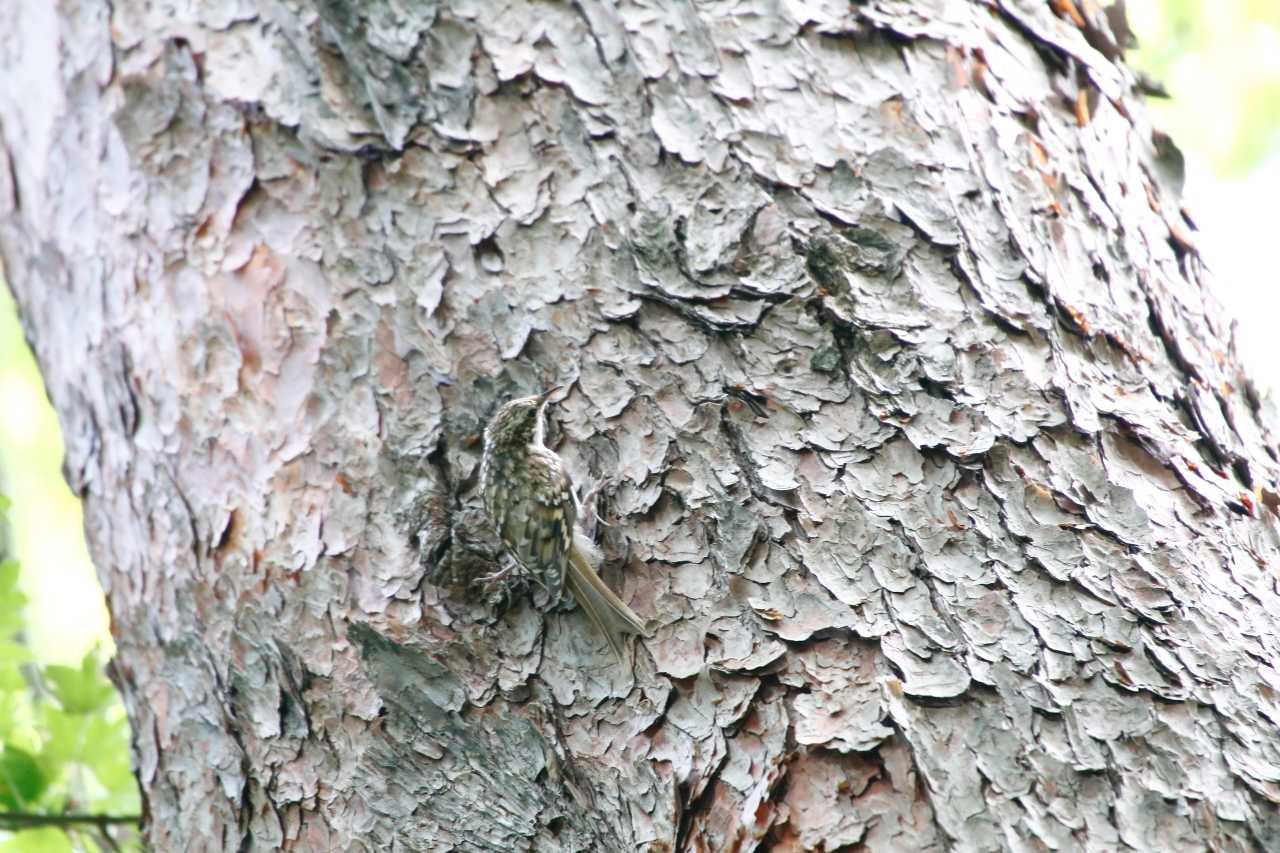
[3,1,1279,850]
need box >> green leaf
[84,719,138,809]
[0,744,48,810]
[0,684,30,743]
[0,560,25,639]
[0,827,75,853]
[0,649,31,689]
[39,704,127,773]
[43,652,115,715]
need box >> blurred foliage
[0,499,140,851]
[1129,0,1280,175]
[0,284,106,667]
[0,280,137,846]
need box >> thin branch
[0,811,140,830]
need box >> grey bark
[2,0,1279,850]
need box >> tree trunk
[3,1,1280,850]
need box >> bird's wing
[500,447,576,591]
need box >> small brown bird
[479,389,650,659]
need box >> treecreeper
[479,389,650,659]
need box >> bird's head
[483,388,556,452]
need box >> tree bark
[3,1,1280,850]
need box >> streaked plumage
[479,392,650,659]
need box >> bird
[479,389,650,659]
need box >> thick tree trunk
[4,1,1280,850]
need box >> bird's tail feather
[566,532,650,660]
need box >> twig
[0,811,140,830]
